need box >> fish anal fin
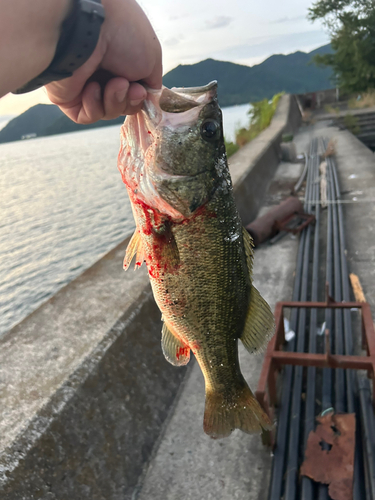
[240,285,275,354]
[161,322,190,367]
[123,230,143,271]
[203,382,272,439]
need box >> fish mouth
[125,81,218,157]
[158,81,218,113]
[143,81,217,120]
[169,80,218,96]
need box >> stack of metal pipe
[267,137,375,500]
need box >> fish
[118,81,274,439]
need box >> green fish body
[119,82,274,438]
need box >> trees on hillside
[309,0,375,92]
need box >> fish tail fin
[203,382,272,439]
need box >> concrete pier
[0,95,302,499]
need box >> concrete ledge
[230,94,301,224]
[0,94,301,499]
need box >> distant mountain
[163,44,334,107]
[0,104,63,143]
[0,44,334,144]
[43,114,124,136]
[0,104,125,144]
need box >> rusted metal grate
[256,298,375,447]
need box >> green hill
[0,104,124,144]
[0,44,333,144]
[43,114,124,136]
[163,44,333,106]
[0,104,63,143]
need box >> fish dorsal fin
[161,322,190,366]
[240,286,275,354]
[123,230,144,270]
[242,227,254,278]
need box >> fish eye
[201,119,220,141]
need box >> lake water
[0,103,250,336]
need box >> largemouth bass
[118,81,274,438]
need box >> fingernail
[115,89,127,103]
[130,98,144,107]
[95,87,101,100]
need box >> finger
[76,81,105,124]
[124,82,147,113]
[102,77,130,120]
[103,80,147,118]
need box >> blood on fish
[176,346,190,360]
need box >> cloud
[164,34,185,47]
[205,16,233,30]
[271,15,306,24]
[209,29,330,62]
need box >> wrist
[13,0,105,95]
[37,0,75,73]
[0,0,73,97]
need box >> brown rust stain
[300,412,356,500]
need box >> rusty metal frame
[256,299,375,434]
[274,211,316,235]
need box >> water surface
[0,103,251,336]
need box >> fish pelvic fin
[203,382,272,439]
[240,285,275,354]
[161,322,190,367]
[123,230,144,270]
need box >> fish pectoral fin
[161,322,190,367]
[157,223,180,268]
[242,227,254,278]
[240,285,275,354]
[123,230,144,270]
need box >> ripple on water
[0,125,134,336]
[0,104,250,337]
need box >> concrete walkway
[136,162,303,500]
[136,122,375,500]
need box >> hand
[45,0,162,124]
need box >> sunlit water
[0,104,251,336]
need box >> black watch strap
[14,0,105,94]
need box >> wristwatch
[14,0,105,94]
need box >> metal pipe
[283,139,317,499]
[328,146,366,500]
[327,159,346,412]
[301,144,320,499]
[293,153,308,193]
[268,140,316,500]
[317,136,333,500]
[246,196,304,247]
[358,376,375,498]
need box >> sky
[0,0,329,116]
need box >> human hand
[45,0,162,124]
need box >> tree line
[309,0,375,93]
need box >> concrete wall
[0,94,301,499]
[231,94,301,224]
